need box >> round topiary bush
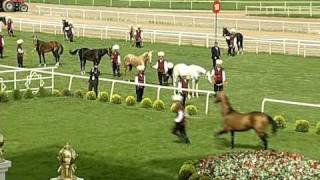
[125,96,136,106]
[24,89,34,99]
[86,91,97,100]
[37,86,49,97]
[295,120,310,133]
[74,90,84,99]
[111,94,122,104]
[52,89,61,97]
[98,92,109,102]
[61,89,72,97]
[140,98,152,108]
[316,122,320,135]
[12,89,22,100]
[178,160,196,180]
[274,115,286,129]
[186,105,198,115]
[0,91,9,103]
[171,102,178,113]
[153,99,165,111]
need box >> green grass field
[27,0,320,11]
[0,31,320,179]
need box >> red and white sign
[212,1,221,14]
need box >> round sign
[212,1,221,14]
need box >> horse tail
[69,49,79,55]
[267,115,277,134]
[59,44,64,55]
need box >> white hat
[158,51,165,57]
[137,25,141,28]
[167,62,174,69]
[137,65,145,71]
[216,59,223,65]
[112,44,120,50]
[172,95,183,102]
[17,39,24,44]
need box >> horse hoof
[38,64,42,67]
[44,64,47,67]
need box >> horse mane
[218,92,235,115]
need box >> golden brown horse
[123,51,153,80]
[215,92,277,150]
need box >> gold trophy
[0,133,4,163]
[56,144,79,180]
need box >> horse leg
[215,129,228,137]
[38,52,42,66]
[196,82,199,98]
[191,80,195,98]
[42,53,46,67]
[231,131,235,149]
[257,131,268,150]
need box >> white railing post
[110,0,112,6]
[92,0,95,6]
[283,40,286,54]
[269,42,272,55]
[39,21,42,32]
[82,10,85,19]
[282,22,285,32]
[261,98,266,112]
[109,81,115,102]
[256,41,259,54]
[156,87,161,100]
[99,11,102,20]
[178,33,182,46]
[206,35,209,48]
[297,40,300,56]
[310,3,313,17]
[105,27,108,39]
[149,0,151,7]
[258,20,261,32]
[190,1,193,10]
[68,76,73,90]
[13,71,17,90]
[19,19,22,31]
[169,0,172,9]
[51,68,54,92]
[303,44,306,58]
[205,93,210,115]
[129,0,131,7]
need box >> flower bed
[191,150,320,179]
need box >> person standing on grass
[211,41,221,67]
[178,75,189,107]
[7,17,14,37]
[88,65,100,97]
[0,34,4,59]
[152,51,168,85]
[17,39,24,68]
[211,59,226,95]
[171,94,191,144]
[135,25,143,48]
[135,65,145,102]
[111,44,121,77]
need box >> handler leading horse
[222,27,244,55]
[123,51,153,81]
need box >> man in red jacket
[135,25,143,48]
[152,51,168,85]
[211,59,226,95]
[135,65,145,102]
[111,44,121,77]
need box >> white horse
[173,63,211,98]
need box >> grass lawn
[0,30,319,179]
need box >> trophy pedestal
[50,177,84,180]
[0,160,11,180]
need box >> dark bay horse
[0,17,6,26]
[33,35,64,67]
[222,27,244,55]
[62,19,74,42]
[215,92,277,150]
[69,48,112,74]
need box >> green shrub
[86,91,97,100]
[171,103,178,113]
[12,89,22,100]
[111,94,122,104]
[125,96,136,106]
[316,122,320,135]
[24,89,34,99]
[37,86,49,97]
[52,89,61,97]
[61,89,72,97]
[295,120,310,133]
[153,99,165,111]
[191,174,210,180]
[140,98,152,108]
[178,160,196,180]
[98,92,109,102]
[74,90,84,99]
[186,105,198,115]
[0,91,9,103]
[274,115,286,129]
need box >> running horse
[69,47,112,74]
[215,92,277,150]
[33,35,64,67]
[222,27,244,55]
[123,51,153,80]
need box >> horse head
[144,51,153,64]
[0,17,6,25]
[32,35,39,47]
[222,27,229,37]
[215,91,226,103]
[106,47,112,58]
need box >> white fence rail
[0,65,215,114]
[261,98,320,112]
[246,5,320,17]
[34,6,320,34]
[12,18,320,57]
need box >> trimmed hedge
[178,160,196,180]
[316,122,320,135]
[12,89,22,100]
[0,91,9,103]
[170,103,178,113]
[295,120,310,133]
[186,105,198,115]
[140,98,152,108]
[74,90,84,99]
[111,94,122,104]
[98,92,109,102]
[37,86,49,97]
[274,115,286,129]
[125,96,136,106]
[52,89,61,97]
[61,89,72,97]
[24,89,34,99]
[86,91,97,100]
[153,100,165,111]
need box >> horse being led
[123,51,153,80]
[222,27,244,55]
[0,17,6,26]
[173,64,211,98]
[33,35,64,67]
[69,47,112,74]
[215,92,277,150]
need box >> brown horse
[33,35,64,67]
[123,51,153,80]
[215,92,277,150]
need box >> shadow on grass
[215,136,263,150]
